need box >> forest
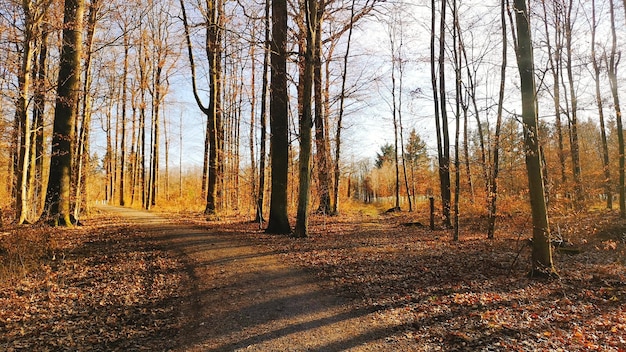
[1,0,626,349]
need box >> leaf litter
[1,208,625,351]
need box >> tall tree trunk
[266,0,291,234]
[249,27,257,217]
[513,0,557,277]
[295,0,318,238]
[119,30,129,207]
[16,5,36,224]
[457,26,481,204]
[487,0,507,239]
[205,0,223,216]
[564,0,583,207]
[607,0,625,217]
[434,0,451,228]
[332,0,357,215]
[591,0,612,209]
[32,24,49,218]
[130,86,138,205]
[43,0,84,226]
[148,66,161,209]
[180,0,223,216]
[255,0,271,223]
[313,1,331,215]
[74,0,98,218]
[453,0,460,240]
[389,22,401,210]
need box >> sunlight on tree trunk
[266,0,291,234]
[513,0,557,278]
[294,0,318,238]
[43,0,84,226]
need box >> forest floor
[1,204,626,351]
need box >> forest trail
[95,205,400,351]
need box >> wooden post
[429,196,435,230]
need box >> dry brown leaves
[248,210,626,351]
[0,215,191,351]
[1,208,625,351]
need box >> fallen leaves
[0,218,190,351]
[253,211,626,351]
[1,209,626,351]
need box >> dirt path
[97,205,400,351]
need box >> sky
[89,0,626,176]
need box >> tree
[563,0,584,207]
[388,13,401,211]
[590,0,612,209]
[266,0,291,234]
[452,0,461,239]
[43,0,84,226]
[313,0,331,215]
[375,143,395,169]
[606,0,624,217]
[15,0,48,224]
[255,0,271,223]
[74,0,101,218]
[332,0,357,215]
[513,0,557,277]
[431,0,451,228]
[180,0,224,216]
[294,0,319,238]
[487,0,508,239]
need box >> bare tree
[606,0,624,217]
[313,0,332,215]
[432,0,451,228]
[486,0,508,239]
[255,0,271,223]
[563,0,584,207]
[15,0,50,223]
[43,0,84,226]
[265,0,291,234]
[74,0,101,219]
[180,0,224,216]
[513,0,557,277]
[590,0,612,209]
[331,0,358,215]
[294,0,319,238]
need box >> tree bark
[255,0,271,223]
[266,0,291,234]
[564,0,583,207]
[591,0,612,209]
[119,30,129,207]
[487,0,507,239]
[16,2,36,224]
[294,0,318,238]
[513,0,557,277]
[607,0,625,217]
[74,0,98,218]
[453,0,460,240]
[433,0,451,228]
[313,1,332,215]
[32,24,49,218]
[180,0,223,217]
[43,0,84,226]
